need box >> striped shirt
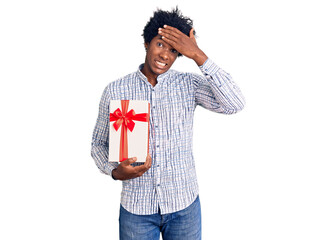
[91,58,245,215]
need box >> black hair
[142,7,195,57]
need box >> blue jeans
[119,196,202,240]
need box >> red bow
[110,100,149,162]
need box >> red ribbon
[110,100,149,162]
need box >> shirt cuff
[199,58,220,76]
[105,161,117,177]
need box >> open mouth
[155,60,167,68]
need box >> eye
[157,42,163,47]
[171,49,177,54]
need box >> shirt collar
[137,64,172,85]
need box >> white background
[1,0,335,239]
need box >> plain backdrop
[1,0,335,239]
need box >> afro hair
[142,7,195,57]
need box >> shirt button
[157,145,159,148]
[157,184,160,187]
[155,125,158,128]
[157,165,160,167]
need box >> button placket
[151,89,161,190]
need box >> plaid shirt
[91,59,245,215]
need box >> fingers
[132,155,152,176]
[158,25,197,50]
[122,157,137,165]
[116,155,152,180]
[144,154,152,169]
[158,29,178,46]
[160,25,194,39]
[159,25,181,39]
[189,28,195,39]
[160,37,176,51]
[136,155,152,171]
[159,25,185,43]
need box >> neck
[141,64,158,87]
[147,78,157,87]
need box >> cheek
[148,49,158,60]
[169,54,178,64]
[146,51,154,63]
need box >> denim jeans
[119,196,202,240]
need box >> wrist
[193,50,208,66]
[111,169,119,180]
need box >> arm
[159,25,245,114]
[193,59,245,114]
[91,85,117,176]
[91,85,152,179]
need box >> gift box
[109,100,150,162]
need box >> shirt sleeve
[193,58,245,114]
[91,85,118,176]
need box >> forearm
[91,142,117,176]
[192,49,208,66]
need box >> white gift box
[109,100,150,162]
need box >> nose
[159,49,169,61]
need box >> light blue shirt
[91,58,245,215]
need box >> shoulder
[101,71,138,99]
[107,71,138,88]
[105,71,139,91]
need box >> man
[91,7,245,240]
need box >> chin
[156,69,169,75]
[151,65,169,75]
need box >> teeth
[156,61,166,67]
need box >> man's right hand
[111,155,152,180]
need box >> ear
[144,42,149,50]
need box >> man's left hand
[158,25,208,66]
